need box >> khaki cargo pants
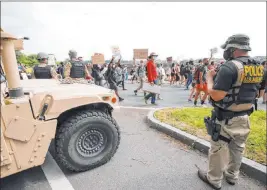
[136,77,144,91]
[207,115,250,188]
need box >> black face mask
[223,48,235,61]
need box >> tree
[16,51,38,67]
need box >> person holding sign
[144,52,158,105]
[116,58,127,90]
[91,64,104,86]
[105,56,124,102]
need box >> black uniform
[70,60,85,78]
[106,68,118,91]
[211,57,264,110]
[33,65,52,79]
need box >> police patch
[243,65,264,83]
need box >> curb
[147,108,267,185]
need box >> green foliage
[155,107,266,165]
[16,52,38,67]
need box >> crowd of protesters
[16,54,267,106]
[126,55,267,106]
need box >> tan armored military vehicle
[0,29,121,178]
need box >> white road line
[41,152,75,190]
[119,106,157,110]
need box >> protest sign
[133,49,148,59]
[111,46,121,62]
[211,47,218,54]
[111,46,120,56]
[91,53,105,64]
[166,57,173,63]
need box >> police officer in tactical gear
[64,49,91,79]
[33,52,58,79]
[197,34,265,190]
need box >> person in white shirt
[161,65,166,81]
[134,60,146,95]
[156,63,163,100]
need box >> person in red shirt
[145,52,158,104]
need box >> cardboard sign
[133,49,148,59]
[111,46,121,62]
[166,57,173,62]
[143,83,161,94]
[91,53,105,64]
[111,46,120,56]
[48,54,56,66]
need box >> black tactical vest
[212,57,264,111]
[70,61,85,78]
[33,65,52,79]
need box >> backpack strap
[194,66,200,79]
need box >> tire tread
[55,109,120,172]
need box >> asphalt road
[119,81,266,111]
[1,82,266,190]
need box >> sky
[1,2,266,61]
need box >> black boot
[119,97,124,102]
[134,90,137,95]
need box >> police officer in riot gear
[33,52,58,79]
[64,49,91,80]
[197,34,265,190]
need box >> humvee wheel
[55,110,120,172]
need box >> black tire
[55,109,120,172]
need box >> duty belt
[214,107,253,125]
